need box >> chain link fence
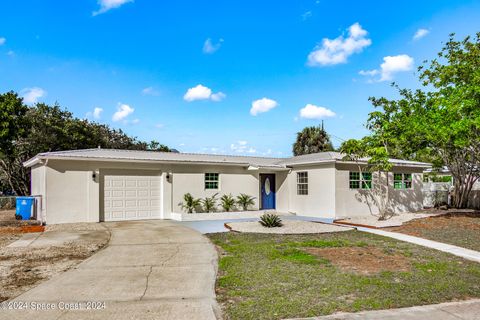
[0,196,16,210]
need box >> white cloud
[6,50,15,57]
[358,69,379,76]
[141,86,159,96]
[0,37,5,45]
[131,118,140,124]
[250,98,278,116]
[86,107,103,120]
[93,0,133,16]
[302,11,312,20]
[210,92,226,102]
[413,28,429,40]
[183,84,225,102]
[299,104,336,120]
[93,107,103,119]
[21,87,46,104]
[307,22,371,66]
[112,103,134,122]
[360,54,414,82]
[230,140,256,154]
[155,123,164,129]
[184,84,211,101]
[203,38,223,54]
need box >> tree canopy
[0,91,171,195]
[293,123,334,156]
[340,33,480,209]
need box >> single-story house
[24,148,431,224]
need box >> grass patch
[289,239,368,248]
[208,230,480,320]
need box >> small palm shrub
[259,213,283,228]
[220,194,236,212]
[202,193,218,213]
[180,193,201,213]
[236,194,255,211]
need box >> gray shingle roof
[24,148,431,168]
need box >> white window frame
[297,172,308,195]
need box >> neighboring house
[24,149,430,224]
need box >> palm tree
[236,194,255,211]
[180,193,201,213]
[292,122,334,156]
[201,193,218,212]
[220,194,236,212]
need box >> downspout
[43,159,48,225]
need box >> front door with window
[260,174,276,210]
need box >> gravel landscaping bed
[226,220,353,234]
[335,211,443,228]
[0,223,110,302]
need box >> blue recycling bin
[16,197,35,220]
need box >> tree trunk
[451,175,477,208]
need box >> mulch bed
[389,211,480,235]
[304,246,411,275]
[387,211,480,251]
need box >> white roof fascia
[23,155,288,170]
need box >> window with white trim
[394,173,412,189]
[297,172,308,195]
[349,172,372,189]
[205,173,219,189]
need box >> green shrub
[180,193,201,213]
[259,213,283,228]
[236,193,255,211]
[202,193,218,212]
[220,194,236,212]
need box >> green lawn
[208,231,480,320]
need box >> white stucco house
[24,149,431,224]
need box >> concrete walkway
[358,227,480,263]
[299,299,480,319]
[1,220,220,320]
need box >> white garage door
[103,171,162,221]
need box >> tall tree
[292,122,334,156]
[0,91,28,153]
[0,92,29,194]
[0,94,172,195]
[342,33,480,209]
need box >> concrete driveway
[1,220,220,320]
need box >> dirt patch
[0,226,110,302]
[45,222,107,232]
[304,246,411,275]
[387,213,480,251]
[389,214,480,235]
[0,210,15,221]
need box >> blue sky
[1,0,479,157]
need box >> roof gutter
[23,155,288,170]
[283,159,431,169]
[23,157,43,168]
[335,160,432,168]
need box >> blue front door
[260,174,276,210]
